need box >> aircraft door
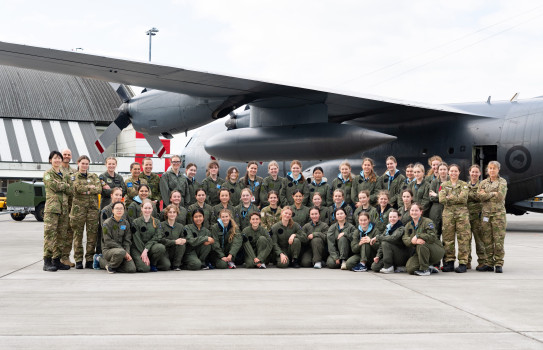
[472,145,497,178]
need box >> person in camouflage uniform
[377,156,406,208]
[97,157,127,254]
[160,204,187,271]
[60,148,76,267]
[240,161,264,207]
[242,213,273,268]
[259,161,284,208]
[467,165,487,270]
[70,155,102,269]
[477,161,508,273]
[209,209,243,268]
[330,161,355,207]
[300,207,329,268]
[308,167,333,207]
[201,160,225,206]
[221,167,243,207]
[130,199,170,272]
[184,163,200,207]
[125,162,148,206]
[280,160,310,206]
[260,190,282,231]
[43,151,72,271]
[351,158,379,208]
[439,164,471,273]
[97,202,136,273]
[139,158,161,208]
[428,162,449,239]
[160,155,188,207]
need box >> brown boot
[61,258,75,267]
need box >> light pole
[145,27,159,62]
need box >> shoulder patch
[141,226,147,233]
[102,213,107,220]
[44,174,50,181]
[164,231,170,237]
[288,183,293,187]
[130,226,136,234]
[71,176,75,181]
[428,223,434,229]
[192,232,197,238]
[120,225,126,230]
[127,182,133,188]
[278,228,284,234]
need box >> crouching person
[95,202,136,273]
[161,204,187,271]
[130,199,170,272]
[300,207,329,268]
[209,209,242,269]
[183,208,215,270]
[403,203,444,276]
[270,206,306,268]
[372,210,409,273]
[326,207,355,270]
[348,212,380,272]
[242,212,273,268]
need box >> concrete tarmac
[0,213,542,349]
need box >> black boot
[85,261,93,269]
[455,264,467,273]
[290,258,300,268]
[442,261,455,272]
[43,257,58,272]
[53,258,70,270]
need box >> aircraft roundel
[505,145,531,173]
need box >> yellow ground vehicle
[0,192,6,211]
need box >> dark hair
[333,207,346,217]
[292,189,304,197]
[313,166,324,174]
[112,201,125,211]
[309,206,320,214]
[195,188,207,196]
[130,162,141,171]
[267,190,279,199]
[192,208,205,219]
[77,155,90,163]
[48,150,63,163]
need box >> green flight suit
[184,175,200,207]
[183,223,212,270]
[201,176,225,206]
[377,170,406,208]
[259,175,284,208]
[291,204,310,227]
[280,173,310,207]
[99,172,127,209]
[127,199,158,225]
[242,225,273,267]
[403,217,445,274]
[130,216,170,272]
[375,205,393,233]
[348,223,380,271]
[221,180,244,207]
[329,202,353,225]
[187,202,214,229]
[233,203,260,231]
[160,220,186,269]
[211,203,236,224]
[160,169,189,207]
[352,205,378,226]
[300,221,329,267]
[270,221,305,268]
[372,222,409,271]
[240,176,264,207]
[407,179,431,215]
[99,217,136,273]
[308,180,333,207]
[331,174,354,206]
[209,222,243,268]
[428,177,447,238]
[326,222,355,268]
[351,171,379,207]
[159,205,188,226]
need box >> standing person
[209,209,242,269]
[201,160,225,206]
[406,163,430,214]
[260,190,282,231]
[160,155,188,207]
[426,155,443,183]
[331,161,354,207]
[99,157,127,209]
[402,203,444,276]
[242,213,273,269]
[329,189,353,225]
[183,209,215,270]
[71,155,102,269]
[375,190,393,233]
[260,161,284,208]
[130,199,170,272]
[291,189,310,227]
[159,190,188,225]
[478,161,507,273]
[377,156,406,208]
[43,151,72,272]
[352,190,378,225]
[404,163,415,188]
[349,212,379,272]
[373,210,409,274]
[439,164,471,273]
[184,163,200,207]
[398,189,414,225]
[352,158,379,208]
[187,188,214,229]
[125,162,147,206]
[234,188,260,231]
[326,207,355,270]
[467,165,487,271]
[139,158,161,210]
[60,148,76,267]
[160,204,187,271]
[280,160,309,206]
[428,162,449,239]
[300,207,329,268]
[127,184,158,224]
[211,188,236,223]
[240,161,264,207]
[97,157,127,255]
[95,202,136,273]
[222,167,243,206]
[270,206,305,268]
[308,167,332,207]
[311,192,331,225]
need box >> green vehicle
[6,181,46,222]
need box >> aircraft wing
[0,40,476,121]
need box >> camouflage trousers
[61,197,74,261]
[442,207,471,264]
[43,211,69,259]
[481,211,506,267]
[468,211,486,266]
[71,208,99,262]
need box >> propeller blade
[94,111,131,154]
[109,83,133,103]
[143,133,167,158]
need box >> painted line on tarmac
[0,259,41,279]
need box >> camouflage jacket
[139,172,161,202]
[260,205,282,231]
[43,167,72,214]
[478,176,507,215]
[159,169,188,207]
[102,216,131,253]
[124,176,148,206]
[439,180,469,212]
[467,180,482,216]
[71,172,101,211]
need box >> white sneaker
[380,266,394,274]
[394,266,406,273]
[314,262,322,269]
[340,261,347,270]
[259,263,267,269]
[228,261,236,269]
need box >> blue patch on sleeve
[255,182,260,187]
[127,182,133,188]
[428,223,434,229]
[216,184,221,189]
[120,225,126,230]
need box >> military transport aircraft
[0,40,541,214]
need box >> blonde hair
[339,161,353,182]
[206,160,220,177]
[427,155,443,176]
[141,199,157,228]
[268,160,279,171]
[280,206,295,228]
[361,157,377,182]
[219,209,238,243]
[105,156,117,164]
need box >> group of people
[42,150,507,276]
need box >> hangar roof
[0,65,122,124]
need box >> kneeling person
[209,209,242,269]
